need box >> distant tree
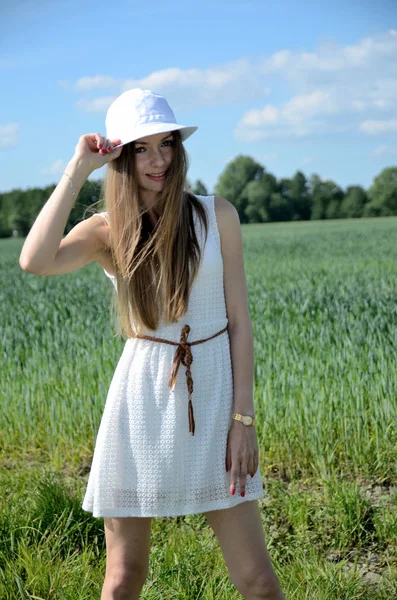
[340,185,368,218]
[309,176,344,220]
[363,203,382,217]
[0,192,14,236]
[214,155,264,222]
[286,171,312,221]
[364,167,397,217]
[10,190,27,236]
[5,188,39,237]
[310,177,328,220]
[307,173,322,198]
[268,192,293,222]
[3,160,397,239]
[191,179,208,196]
[240,178,269,223]
[324,181,344,219]
[240,172,278,222]
[70,179,103,231]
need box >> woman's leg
[100,516,152,600]
[204,500,285,600]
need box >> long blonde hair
[99,130,209,339]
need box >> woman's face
[134,131,175,193]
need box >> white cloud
[40,159,65,176]
[63,29,397,143]
[259,29,397,80]
[234,90,339,140]
[360,119,397,134]
[0,123,19,148]
[371,144,397,156]
[68,59,271,113]
[243,105,279,127]
[76,95,118,113]
[235,29,397,141]
[75,75,118,91]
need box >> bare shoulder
[213,196,240,240]
[90,213,111,248]
[214,195,239,218]
[213,197,249,330]
[90,214,116,276]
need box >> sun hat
[105,89,198,150]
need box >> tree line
[1,155,396,238]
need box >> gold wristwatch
[232,412,256,426]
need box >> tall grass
[1,217,396,598]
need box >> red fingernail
[241,491,245,497]
[231,487,235,495]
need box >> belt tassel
[168,324,196,435]
[137,323,228,435]
[188,393,195,436]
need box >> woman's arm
[19,156,93,274]
[215,196,255,417]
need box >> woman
[19,89,285,600]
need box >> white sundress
[82,194,264,518]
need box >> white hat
[105,89,198,149]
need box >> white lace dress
[82,195,264,518]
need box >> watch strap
[232,412,256,426]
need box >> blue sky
[1,0,396,195]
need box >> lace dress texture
[82,194,264,518]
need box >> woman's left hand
[225,420,259,497]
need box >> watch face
[242,416,253,425]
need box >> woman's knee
[103,516,152,593]
[104,562,149,595]
[236,568,284,600]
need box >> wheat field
[1,217,396,599]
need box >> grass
[1,216,397,598]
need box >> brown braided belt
[135,323,228,436]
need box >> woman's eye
[135,140,174,153]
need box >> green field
[1,217,397,599]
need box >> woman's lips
[147,170,167,181]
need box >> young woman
[20,89,285,600]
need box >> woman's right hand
[73,133,124,173]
